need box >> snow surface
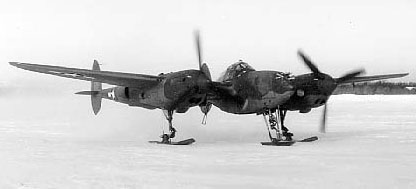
[1,95,416,188]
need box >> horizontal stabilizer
[75,91,100,95]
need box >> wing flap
[10,62,164,90]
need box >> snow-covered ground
[1,95,416,188]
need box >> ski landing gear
[261,109,295,146]
[161,110,176,144]
[261,108,319,146]
[148,110,195,145]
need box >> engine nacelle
[113,87,130,101]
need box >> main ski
[261,140,296,146]
[296,136,318,142]
[261,136,318,146]
[149,138,196,145]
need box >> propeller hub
[318,74,338,96]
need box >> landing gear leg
[162,110,177,144]
[278,109,293,141]
[262,108,293,143]
[261,108,318,145]
[262,110,282,142]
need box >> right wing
[336,73,409,84]
[9,62,165,90]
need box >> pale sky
[1,0,415,92]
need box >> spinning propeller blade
[194,30,203,70]
[194,30,213,123]
[297,50,321,75]
[194,30,211,80]
[336,69,365,84]
[320,103,327,133]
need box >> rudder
[91,60,102,115]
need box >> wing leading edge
[336,73,409,84]
[9,62,164,90]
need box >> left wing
[9,61,165,90]
[336,73,409,84]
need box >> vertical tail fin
[91,60,102,115]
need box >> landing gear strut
[262,108,293,142]
[161,110,177,144]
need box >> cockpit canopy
[218,61,256,81]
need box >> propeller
[336,70,365,83]
[194,30,211,80]
[194,30,203,70]
[297,50,365,133]
[297,50,321,76]
[194,30,213,124]
[320,103,327,133]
